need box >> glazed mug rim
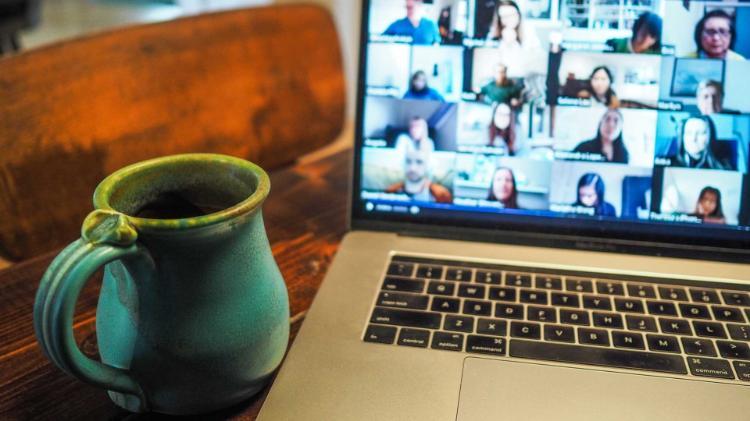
[93,153,270,232]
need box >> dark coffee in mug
[135,191,231,219]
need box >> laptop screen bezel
[349,0,750,260]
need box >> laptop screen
[352,0,750,249]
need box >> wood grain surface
[0,4,345,261]
[0,149,351,420]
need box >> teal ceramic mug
[33,154,290,415]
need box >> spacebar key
[510,340,687,375]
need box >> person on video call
[689,9,745,60]
[689,186,726,224]
[395,116,435,156]
[383,0,440,45]
[577,66,620,108]
[667,115,734,170]
[480,63,523,106]
[573,173,616,217]
[606,12,662,54]
[487,167,519,209]
[487,0,541,76]
[386,145,452,203]
[488,103,517,155]
[573,109,629,164]
[696,80,724,116]
[403,70,445,102]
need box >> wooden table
[0,149,351,420]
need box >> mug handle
[34,210,151,412]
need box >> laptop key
[445,315,474,333]
[566,278,593,293]
[560,309,590,326]
[458,284,486,299]
[466,335,506,356]
[658,286,689,302]
[659,318,693,335]
[510,322,541,340]
[495,303,524,320]
[727,324,750,341]
[679,303,711,319]
[592,312,623,329]
[387,262,414,277]
[646,334,681,354]
[536,275,562,290]
[370,308,442,330]
[527,306,557,323]
[431,332,464,352]
[377,292,429,310]
[520,289,548,305]
[681,338,717,357]
[734,361,750,382]
[363,325,397,344]
[612,331,645,350]
[614,298,644,314]
[646,301,677,316]
[446,267,473,282]
[431,297,460,313]
[578,328,610,346]
[544,325,575,343]
[477,318,507,336]
[722,291,750,307]
[693,321,727,339]
[476,270,502,285]
[463,300,492,316]
[712,306,745,323]
[583,295,612,311]
[488,287,516,302]
[397,328,430,348]
[687,357,734,380]
[551,292,580,308]
[625,315,658,332]
[383,277,424,293]
[417,265,443,279]
[596,281,625,296]
[505,272,532,288]
[510,340,687,375]
[427,281,455,296]
[717,341,750,360]
[627,284,656,299]
[689,289,720,304]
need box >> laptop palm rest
[457,357,749,420]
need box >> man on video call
[383,0,440,45]
[386,145,452,203]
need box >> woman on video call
[668,115,734,171]
[690,9,745,60]
[488,103,517,155]
[573,109,629,164]
[574,173,617,217]
[487,0,540,76]
[577,66,620,108]
[689,186,726,224]
[487,167,519,209]
[606,12,662,54]
[403,70,445,102]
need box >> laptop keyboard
[363,256,750,384]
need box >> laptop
[258,1,750,419]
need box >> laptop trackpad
[457,357,749,421]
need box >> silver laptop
[258,1,750,419]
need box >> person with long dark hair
[573,109,629,163]
[672,115,733,170]
[487,0,522,42]
[577,66,620,108]
[574,173,616,217]
[606,12,662,54]
[487,167,519,209]
[403,70,444,101]
[689,186,726,224]
[488,102,516,155]
[690,9,744,60]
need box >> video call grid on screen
[358,0,750,230]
